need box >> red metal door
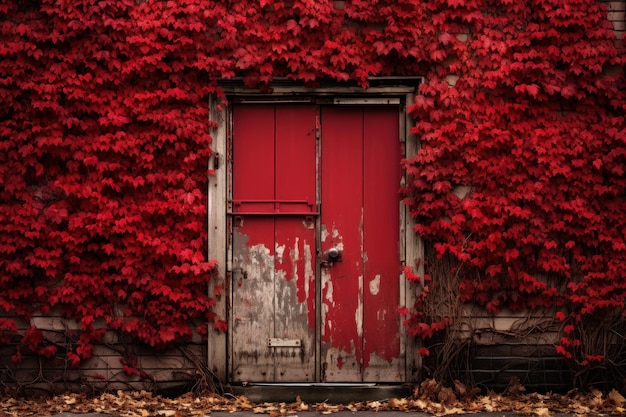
[230,104,317,382]
[230,103,403,383]
[320,106,403,382]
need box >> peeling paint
[291,237,300,261]
[369,274,381,295]
[275,243,285,264]
[303,241,315,329]
[323,273,334,305]
[231,226,276,381]
[320,219,363,380]
[231,218,317,382]
[288,238,298,284]
[356,274,363,338]
[321,268,333,338]
[321,225,329,242]
[363,351,403,382]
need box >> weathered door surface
[230,104,318,382]
[229,103,403,383]
[320,106,403,382]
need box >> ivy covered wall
[1,0,625,387]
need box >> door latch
[321,247,342,267]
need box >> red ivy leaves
[0,0,624,379]
[403,0,626,366]
[0,0,219,367]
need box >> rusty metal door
[229,103,403,383]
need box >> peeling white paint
[248,243,270,257]
[275,243,285,264]
[321,268,332,337]
[321,225,329,242]
[303,241,314,303]
[289,237,300,283]
[231,238,276,380]
[329,227,345,251]
[275,269,287,280]
[246,243,272,276]
[324,273,334,305]
[291,238,300,261]
[369,274,381,295]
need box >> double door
[229,103,404,382]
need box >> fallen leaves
[1,380,626,416]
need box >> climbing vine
[401,0,626,386]
[1,0,625,386]
[0,0,220,368]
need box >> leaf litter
[0,379,625,417]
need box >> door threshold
[228,383,413,404]
[247,382,378,387]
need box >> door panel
[230,104,317,382]
[232,105,275,213]
[320,107,364,381]
[362,107,403,381]
[274,217,316,381]
[320,106,403,382]
[231,217,275,381]
[275,106,317,213]
[230,103,403,383]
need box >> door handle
[321,247,342,267]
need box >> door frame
[207,78,425,383]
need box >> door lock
[321,247,342,267]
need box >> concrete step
[227,383,414,404]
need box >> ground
[1,379,626,417]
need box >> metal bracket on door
[268,338,302,348]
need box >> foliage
[1,0,625,385]
[0,0,218,366]
[401,0,626,382]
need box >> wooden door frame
[208,78,425,383]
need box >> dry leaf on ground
[1,379,626,416]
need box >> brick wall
[604,0,625,46]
